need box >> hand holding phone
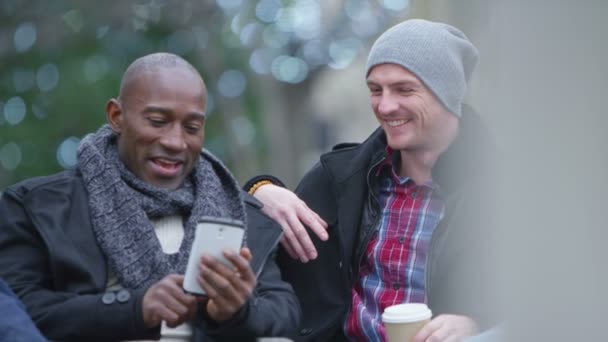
[183,217,244,296]
[201,247,257,322]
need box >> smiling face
[367,63,458,157]
[106,67,207,189]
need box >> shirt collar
[376,146,440,190]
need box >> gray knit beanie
[366,19,479,117]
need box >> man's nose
[376,93,399,115]
[160,125,187,152]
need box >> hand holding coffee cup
[382,303,432,342]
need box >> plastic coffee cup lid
[382,303,432,323]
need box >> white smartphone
[183,217,244,296]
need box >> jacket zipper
[352,155,385,284]
[341,155,385,334]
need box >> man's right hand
[253,184,328,263]
[142,274,198,328]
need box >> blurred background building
[0,0,516,190]
[1,0,607,340]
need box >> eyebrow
[143,105,206,120]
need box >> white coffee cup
[382,303,432,342]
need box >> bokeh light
[346,0,380,37]
[345,0,369,20]
[256,0,282,23]
[216,0,243,11]
[298,40,326,67]
[130,3,163,31]
[62,9,84,33]
[271,56,309,84]
[218,70,247,98]
[262,25,290,49]
[83,55,110,84]
[249,47,278,74]
[0,142,22,171]
[13,22,36,53]
[4,97,26,126]
[240,22,262,48]
[56,137,80,169]
[231,13,244,35]
[381,0,410,11]
[276,0,321,40]
[37,64,60,92]
[351,16,380,38]
[328,38,363,69]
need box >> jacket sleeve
[198,248,301,341]
[0,278,47,342]
[0,189,159,342]
[199,201,301,341]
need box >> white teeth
[386,119,408,127]
[156,158,178,165]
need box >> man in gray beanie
[247,19,496,341]
[365,19,479,117]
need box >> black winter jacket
[278,108,497,341]
[0,169,300,341]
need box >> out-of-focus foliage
[0,0,410,190]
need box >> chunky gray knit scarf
[77,125,246,290]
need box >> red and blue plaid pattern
[344,153,445,341]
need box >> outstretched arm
[253,184,328,263]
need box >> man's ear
[106,99,123,134]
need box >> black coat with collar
[278,107,497,341]
[0,169,300,341]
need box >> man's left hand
[197,247,256,322]
[412,314,478,342]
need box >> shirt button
[116,289,131,303]
[398,236,405,244]
[393,282,400,290]
[410,191,417,199]
[102,292,116,305]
